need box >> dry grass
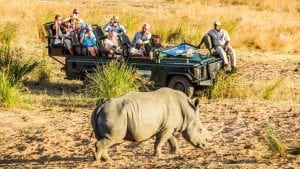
[0,0,299,53]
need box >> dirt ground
[0,52,299,168]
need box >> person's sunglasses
[74,12,80,14]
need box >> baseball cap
[214,21,221,26]
[137,39,144,45]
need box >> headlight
[193,67,201,79]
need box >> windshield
[161,43,197,56]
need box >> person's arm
[197,36,205,49]
[62,17,70,23]
[223,30,231,52]
[224,41,229,52]
[80,34,84,44]
[103,23,110,32]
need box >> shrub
[86,61,149,102]
[0,72,20,107]
[36,57,52,82]
[262,78,283,100]
[211,71,244,99]
[0,22,17,46]
[262,124,286,156]
[0,46,38,107]
[0,46,39,86]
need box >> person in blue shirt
[80,27,98,57]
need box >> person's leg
[64,39,74,55]
[93,46,99,56]
[227,46,237,73]
[88,47,96,57]
[227,46,236,67]
[215,46,228,66]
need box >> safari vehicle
[44,22,223,97]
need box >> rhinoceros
[91,88,211,162]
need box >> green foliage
[0,46,38,107]
[36,56,52,82]
[0,46,39,86]
[220,18,241,35]
[0,22,17,46]
[262,124,286,156]
[211,71,243,99]
[86,61,148,102]
[121,13,139,36]
[36,9,55,42]
[0,72,20,107]
[262,79,283,100]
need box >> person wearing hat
[198,21,237,73]
[80,26,98,57]
[130,39,146,57]
[103,16,126,34]
[132,23,152,47]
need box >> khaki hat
[112,16,119,22]
[214,21,221,26]
[137,39,144,44]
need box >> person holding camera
[103,16,126,34]
[80,27,98,57]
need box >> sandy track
[0,100,299,168]
[0,52,299,168]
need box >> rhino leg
[168,136,179,154]
[94,139,114,162]
[154,130,173,157]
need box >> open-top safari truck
[44,22,223,97]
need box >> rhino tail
[91,101,107,139]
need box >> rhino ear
[192,98,200,108]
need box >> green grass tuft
[86,61,149,103]
[0,72,20,107]
[211,71,243,99]
[262,124,286,156]
[262,78,283,100]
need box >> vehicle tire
[168,75,194,97]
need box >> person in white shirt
[103,31,122,57]
[198,21,237,73]
[103,16,126,34]
[132,23,152,47]
[130,39,146,57]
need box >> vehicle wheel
[168,76,194,97]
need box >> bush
[0,72,20,107]
[86,61,149,102]
[262,124,286,156]
[211,71,244,99]
[0,22,17,46]
[36,57,52,82]
[262,78,283,100]
[0,46,38,107]
[0,46,39,86]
